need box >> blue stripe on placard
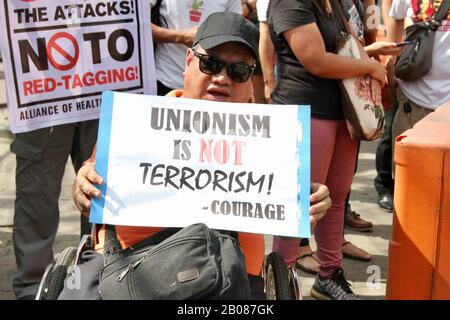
[90,91,115,224]
[297,105,311,238]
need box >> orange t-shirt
[94,90,265,276]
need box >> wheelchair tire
[40,247,77,300]
[264,252,293,300]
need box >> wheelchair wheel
[264,252,293,300]
[37,247,77,300]
[288,266,303,300]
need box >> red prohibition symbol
[46,32,80,71]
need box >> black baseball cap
[193,12,260,62]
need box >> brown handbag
[333,0,385,141]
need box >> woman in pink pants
[267,0,393,300]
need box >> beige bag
[334,0,384,141]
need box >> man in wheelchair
[39,12,331,300]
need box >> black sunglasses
[193,50,255,83]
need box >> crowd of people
[8,0,449,300]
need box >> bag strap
[434,0,450,24]
[103,224,181,257]
[332,0,367,46]
[125,227,181,251]
[103,223,239,262]
[151,0,167,28]
[103,224,122,258]
[332,0,353,36]
[332,0,369,58]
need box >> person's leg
[314,120,358,278]
[374,107,395,195]
[58,250,103,300]
[295,237,320,275]
[343,143,373,232]
[342,189,372,262]
[272,118,337,267]
[344,140,360,212]
[12,125,75,299]
[374,107,395,210]
[70,120,99,237]
[247,274,266,300]
[391,87,433,177]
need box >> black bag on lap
[99,223,251,300]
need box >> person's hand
[370,76,382,107]
[385,55,398,89]
[241,2,251,17]
[248,0,257,9]
[365,41,403,57]
[264,80,275,103]
[368,58,387,87]
[72,162,103,218]
[309,182,331,230]
[180,26,199,47]
[241,0,256,17]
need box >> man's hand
[179,26,199,47]
[151,24,199,48]
[309,182,331,229]
[72,162,103,218]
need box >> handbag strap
[102,223,239,263]
[332,0,368,57]
[434,0,450,24]
[103,224,182,258]
[103,224,122,258]
[332,0,352,36]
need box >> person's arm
[384,0,407,88]
[251,74,266,103]
[361,0,403,57]
[151,23,198,47]
[385,0,405,43]
[387,18,405,43]
[283,23,386,85]
[259,21,276,103]
[241,0,251,17]
[363,0,378,45]
[381,0,392,31]
[364,41,403,56]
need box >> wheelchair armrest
[75,234,94,265]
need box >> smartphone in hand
[396,41,415,47]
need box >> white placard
[0,0,156,133]
[91,91,311,238]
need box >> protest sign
[0,0,156,133]
[91,91,311,238]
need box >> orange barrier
[387,101,450,299]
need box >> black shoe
[310,268,359,300]
[378,193,393,212]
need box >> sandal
[296,252,320,275]
[342,241,372,262]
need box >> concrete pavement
[0,61,392,300]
